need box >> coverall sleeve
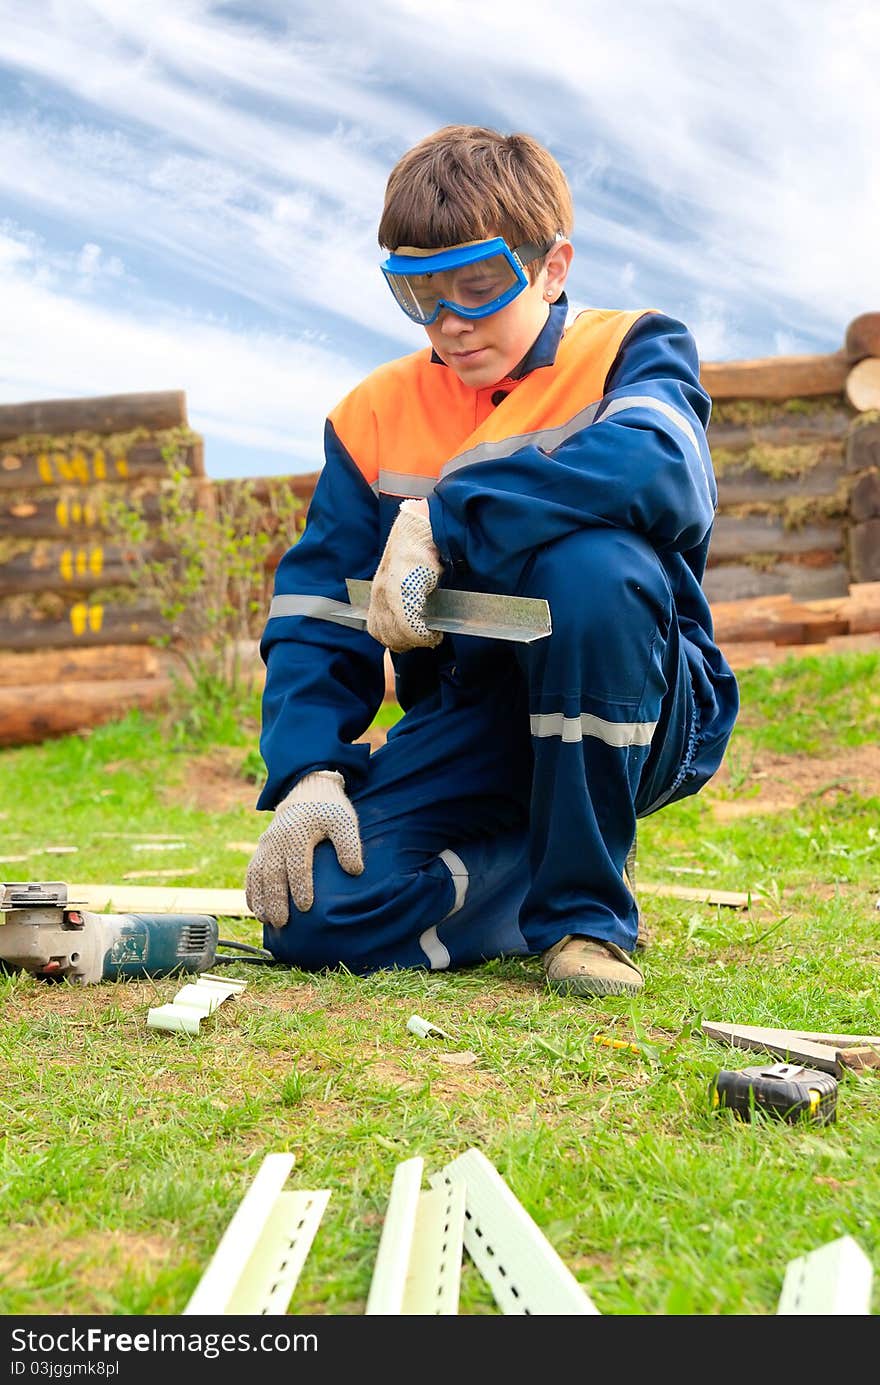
[427,314,716,591]
[255,420,386,810]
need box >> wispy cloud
[0,0,878,476]
[0,225,362,470]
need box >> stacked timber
[0,391,201,745]
[701,310,880,602]
[711,582,880,670]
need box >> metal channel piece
[429,1147,600,1315]
[346,579,551,643]
[365,1157,465,1315]
[777,1235,873,1315]
[183,1154,330,1315]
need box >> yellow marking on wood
[55,452,74,482]
[60,549,73,582]
[93,449,107,480]
[84,502,97,526]
[89,547,103,577]
[71,450,89,484]
[114,454,129,478]
[72,501,83,524]
[69,602,88,636]
[88,604,104,632]
[38,454,53,484]
[75,549,87,577]
[56,499,69,527]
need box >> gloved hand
[367,499,445,652]
[245,770,363,925]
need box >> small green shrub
[109,449,301,742]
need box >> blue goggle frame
[381,236,551,325]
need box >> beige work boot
[542,935,645,998]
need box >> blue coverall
[255,300,739,972]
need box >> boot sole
[548,974,644,998]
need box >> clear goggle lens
[381,237,552,325]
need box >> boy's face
[423,236,572,389]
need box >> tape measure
[710,1061,838,1125]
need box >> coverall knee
[513,525,691,953]
[264,526,693,970]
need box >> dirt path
[180,730,879,818]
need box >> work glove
[367,499,445,652]
[245,770,363,925]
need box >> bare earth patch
[178,734,878,821]
[177,727,389,814]
[708,744,880,820]
[0,1228,179,1312]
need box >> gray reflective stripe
[379,470,436,498]
[439,848,469,917]
[530,712,657,746]
[418,849,469,968]
[440,401,603,478]
[419,925,450,970]
[268,594,351,620]
[595,395,712,503]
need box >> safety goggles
[381,236,554,325]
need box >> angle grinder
[0,881,274,984]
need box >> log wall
[1,315,878,746]
[0,394,204,742]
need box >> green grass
[0,652,878,1315]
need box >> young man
[245,125,739,998]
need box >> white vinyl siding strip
[777,1235,873,1315]
[439,848,469,916]
[366,1158,465,1315]
[419,925,451,970]
[429,1148,600,1315]
[530,711,657,747]
[183,1154,330,1316]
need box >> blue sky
[1,0,878,479]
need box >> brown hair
[378,125,573,278]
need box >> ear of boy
[367,499,444,652]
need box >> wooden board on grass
[68,884,255,917]
[66,880,753,918]
[702,1021,880,1077]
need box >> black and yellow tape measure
[710,1061,838,1125]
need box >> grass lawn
[0,651,878,1315]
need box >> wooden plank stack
[0,391,203,744]
[700,310,880,603]
[712,582,880,670]
[2,308,878,749]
